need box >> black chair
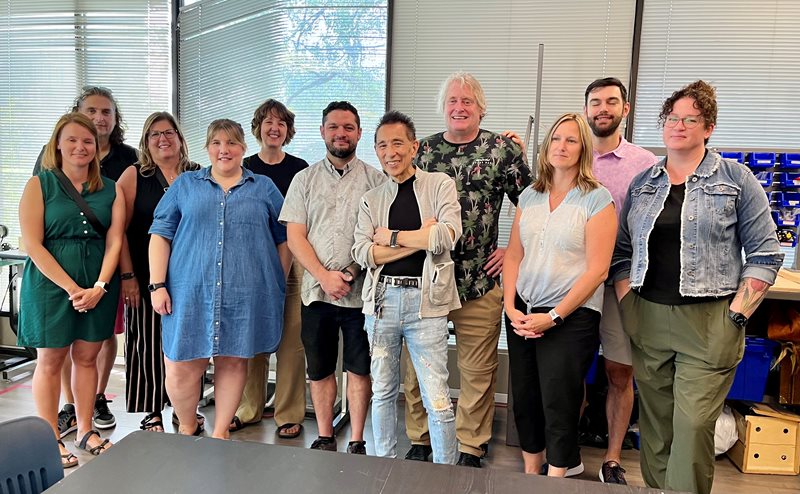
[0,416,64,493]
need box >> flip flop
[58,439,79,469]
[140,412,164,432]
[172,412,205,427]
[74,430,111,456]
[276,423,303,439]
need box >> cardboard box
[727,401,800,475]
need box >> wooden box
[727,401,800,475]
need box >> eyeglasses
[148,129,178,140]
[665,115,703,129]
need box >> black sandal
[58,439,79,468]
[74,430,110,456]
[277,423,303,439]
[140,412,164,432]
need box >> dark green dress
[18,170,120,348]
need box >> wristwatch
[148,282,167,293]
[93,281,108,293]
[728,310,748,329]
[120,272,136,281]
[548,309,564,326]
[341,268,355,286]
[389,230,400,248]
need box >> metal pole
[531,43,544,167]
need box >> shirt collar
[195,165,255,182]
[650,149,716,179]
[594,136,630,160]
[324,156,358,175]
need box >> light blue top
[612,151,783,296]
[516,185,613,313]
[149,167,287,361]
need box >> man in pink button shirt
[584,77,656,485]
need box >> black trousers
[506,294,600,467]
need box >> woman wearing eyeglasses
[612,80,782,494]
[116,112,199,432]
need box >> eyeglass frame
[664,114,704,129]
[148,129,179,140]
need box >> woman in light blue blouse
[149,119,291,439]
[503,113,617,477]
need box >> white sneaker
[539,462,585,477]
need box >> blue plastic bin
[782,153,800,168]
[750,152,776,168]
[721,151,745,164]
[727,337,778,401]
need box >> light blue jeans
[365,283,456,464]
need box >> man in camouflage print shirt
[403,71,532,467]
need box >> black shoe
[456,452,481,468]
[93,394,116,429]
[57,404,77,438]
[540,462,584,476]
[346,441,366,455]
[310,436,337,452]
[404,444,433,462]
[599,461,627,484]
[479,442,489,458]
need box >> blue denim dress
[150,167,287,361]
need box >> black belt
[379,276,420,288]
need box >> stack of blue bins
[727,337,778,401]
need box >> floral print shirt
[415,130,532,301]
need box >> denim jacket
[611,151,783,296]
[352,169,462,318]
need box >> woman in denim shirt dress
[149,119,291,439]
[611,81,783,494]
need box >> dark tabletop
[47,431,683,494]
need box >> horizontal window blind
[0,0,172,242]
[178,0,388,167]
[633,0,800,148]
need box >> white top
[515,185,613,314]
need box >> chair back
[0,416,64,493]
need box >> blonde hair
[42,112,103,193]
[437,71,487,119]
[205,119,247,151]
[533,113,599,193]
[137,112,197,177]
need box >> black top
[126,166,169,298]
[244,152,309,197]
[382,175,426,277]
[32,142,138,182]
[639,182,720,305]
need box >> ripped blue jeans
[365,282,456,464]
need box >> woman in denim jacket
[611,81,783,494]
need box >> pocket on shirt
[701,183,738,215]
[429,261,455,306]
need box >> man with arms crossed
[280,101,386,453]
[584,77,656,484]
[352,111,461,464]
[404,72,531,467]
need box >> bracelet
[120,272,136,280]
[93,281,108,293]
[389,230,400,248]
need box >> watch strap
[148,282,167,293]
[389,230,400,248]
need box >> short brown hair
[205,119,247,151]
[42,112,103,193]
[658,80,717,130]
[250,99,296,146]
[533,113,599,194]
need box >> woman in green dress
[18,112,126,467]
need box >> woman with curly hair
[611,80,783,494]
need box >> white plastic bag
[714,405,738,455]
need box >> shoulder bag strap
[52,168,108,237]
[153,167,170,191]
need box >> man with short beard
[280,101,386,454]
[584,77,656,485]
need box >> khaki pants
[403,284,503,457]
[620,292,742,494]
[236,262,306,426]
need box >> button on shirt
[149,167,288,362]
[592,137,657,222]
[279,157,386,307]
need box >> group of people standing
[17,72,782,494]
